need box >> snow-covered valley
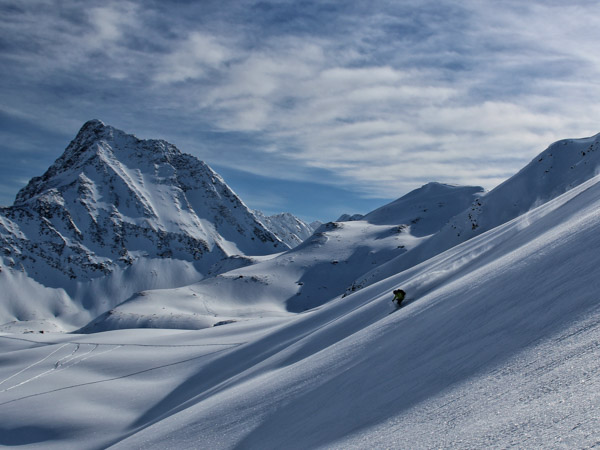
[1,124,600,448]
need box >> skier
[392,289,406,306]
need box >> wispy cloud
[1,0,600,210]
[153,31,233,83]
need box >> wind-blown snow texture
[1,129,600,448]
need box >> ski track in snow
[0,343,71,389]
[0,343,113,394]
[0,335,244,408]
[0,334,244,348]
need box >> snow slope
[80,183,482,331]
[1,166,600,448]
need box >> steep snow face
[254,210,321,248]
[353,132,600,291]
[81,183,483,331]
[0,120,286,289]
[0,262,78,333]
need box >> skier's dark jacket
[393,289,406,303]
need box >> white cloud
[190,2,600,197]
[154,32,232,83]
[88,3,137,43]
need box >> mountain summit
[2,120,287,287]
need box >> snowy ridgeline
[1,131,600,448]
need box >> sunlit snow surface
[1,173,600,448]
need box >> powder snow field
[1,170,600,448]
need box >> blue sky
[2,0,600,222]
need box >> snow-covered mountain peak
[1,120,287,307]
[417,181,468,195]
[14,120,194,207]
